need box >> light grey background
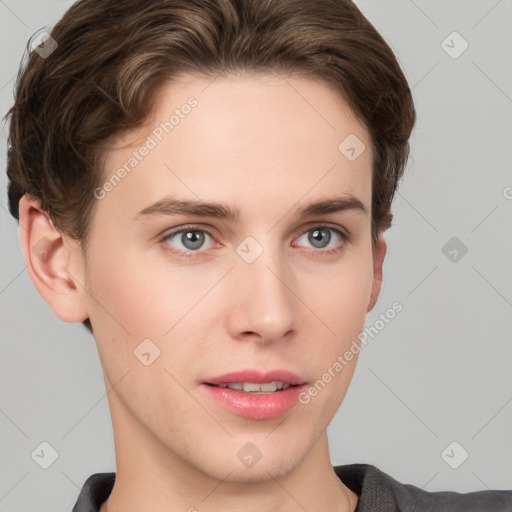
[1,0,511,510]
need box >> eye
[294,225,350,255]
[160,226,215,258]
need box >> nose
[225,242,296,345]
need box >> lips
[203,369,306,386]
[200,369,307,419]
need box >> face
[29,72,385,483]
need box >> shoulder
[334,463,512,512]
[72,472,115,512]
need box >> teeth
[216,381,291,393]
[244,382,264,392]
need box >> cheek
[85,242,195,338]
[83,253,203,398]
[296,258,371,420]
[303,253,373,335]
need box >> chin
[219,458,300,484]
[198,440,306,484]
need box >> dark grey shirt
[72,464,512,511]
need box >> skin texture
[18,72,386,512]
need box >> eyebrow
[132,194,368,222]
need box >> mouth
[204,381,300,394]
[200,369,307,420]
[203,368,306,387]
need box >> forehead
[95,72,372,228]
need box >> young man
[5,0,511,511]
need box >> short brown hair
[6,0,415,330]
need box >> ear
[17,194,89,323]
[367,235,387,312]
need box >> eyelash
[159,224,352,259]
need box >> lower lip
[201,384,307,420]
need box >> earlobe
[18,194,89,323]
[367,236,387,312]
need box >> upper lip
[203,369,306,386]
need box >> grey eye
[180,231,205,250]
[308,227,332,249]
[163,229,212,252]
[296,226,343,250]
